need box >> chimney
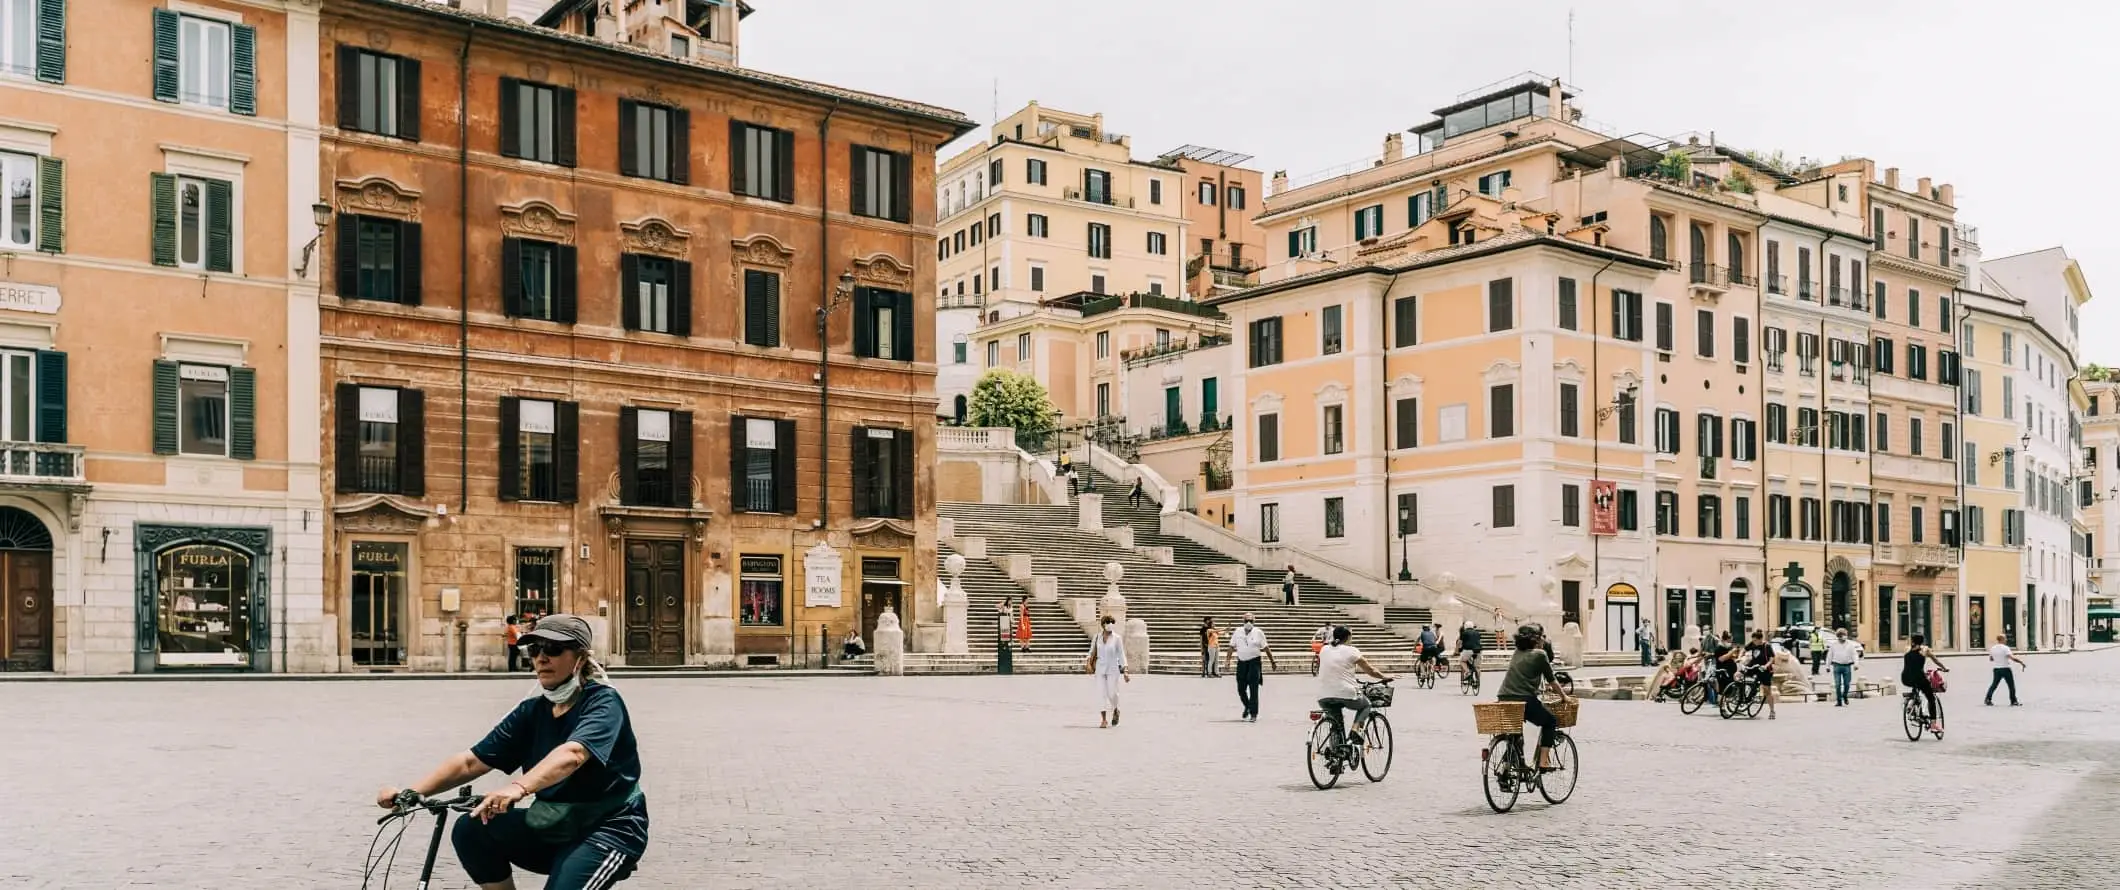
[1884,167,1900,190]
[1939,183,1955,206]
[1270,170,1288,196]
[1382,133,1404,164]
[485,0,510,17]
[1548,78,1565,119]
[1497,187,1523,230]
[1917,176,1932,197]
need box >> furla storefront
[134,524,273,672]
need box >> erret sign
[0,281,60,315]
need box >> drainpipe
[812,100,841,665]
[1587,258,1615,617]
[1956,299,1972,648]
[1377,269,1403,586]
[457,25,475,514]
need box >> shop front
[134,524,272,672]
[1602,583,1638,652]
[2089,599,2116,644]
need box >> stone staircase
[940,542,1082,654]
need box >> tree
[967,369,1056,446]
[2085,363,2113,382]
[1656,149,1693,183]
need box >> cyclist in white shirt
[1315,626,1392,749]
[1984,635,2027,706]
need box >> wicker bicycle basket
[1550,698,1580,728]
[1472,702,1524,734]
[1362,682,1395,708]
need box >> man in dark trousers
[1282,566,1298,605]
[1226,613,1275,722]
[1129,477,1146,509]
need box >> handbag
[1927,667,1948,694]
[524,781,642,845]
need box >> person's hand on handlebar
[375,786,406,810]
[470,781,530,823]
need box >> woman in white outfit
[1088,615,1129,727]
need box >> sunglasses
[519,641,579,659]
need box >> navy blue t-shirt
[472,682,649,857]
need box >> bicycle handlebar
[377,786,479,824]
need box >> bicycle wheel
[1416,664,1434,689]
[1482,735,1521,813]
[1463,668,1482,695]
[1718,685,1740,720]
[1902,696,1923,741]
[1929,698,1945,740]
[1537,732,1579,805]
[1745,684,1765,719]
[1360,712,1393,782]
[1679,682,1707,715]
[1306,719,1342,789]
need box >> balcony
[1079,292,1227,321]
[1688,263,1728,298]
[1062,187,1135,209]
[1876,543,1959,573]
[1725,266,1756,288]
[1121,333,1231,368]
[0,442,86,484]
[937,293,987,310]
[1797,280,1816,301]
[1765,274,1787,296]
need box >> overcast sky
[736,1,2118,360]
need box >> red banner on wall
[1590,480,1619,536]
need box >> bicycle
[1474,699,1579,813]
[1413,657,1438,689]
[1903,690,1945,741]
[1718,670,1767,720]
[1306,679,1395,789]
[1459,654,1482,695]
[364,786,479,890]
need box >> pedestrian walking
[1309,622,1331,674]
[1228,614,1274,721]
[1060,454,1078,496]
[1198,617,1219,678]
[504,615,522,672]
[1790,628,1810,672]
[1088,615,1129,728]
[1637,617,1657,666]
[1129,477,1146,509]
[1809,627,1826,675]
[1826,628,1860,706]
[1282,566,1299,606]
[1016,599,1034,652]
[1984,635,2027,706]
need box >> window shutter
[618,101,639,177]
[893,152,912,223]
[850,147,869,216]
[335,46,358,128]
[334,383,360,493]
[151,8,179,102]
[743,270,768,346]
[670,411,694,507]
[851,287,876,357]
[555,400,579,503]
[35,155,62,253]
[33,349,65,444]
[774,419,797,514]
[669,107,690,185]
[152,360,179,454]
[204,178,233,272]
[728,120,746,193]
[397,389,424,497]
[620,254,641,330]
[1287,230,1299,258]
[851,426,872,517]
[670,260,693,337]
[554,244,578,323]
[893,291,914,358]
[398,221,422,306]
[728,413,747,513]
[498,78,520,158]
[227,24,256,115]
[398,58,421,142]
[498,396,521,500]
[500,237,522,315]
[554,87,577,167]
[774,128,794,201]
[617,406,639,505]
[150,173,177,266]
[894,428,914,519]
[1395,398,1417,449]
[1734,316,1750,364]
[228,365,255,460]
[335,213,359,297]
[33,0,64,83]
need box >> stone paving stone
[3,652,2117,889]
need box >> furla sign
[0,281,60,315]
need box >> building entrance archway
[0,506,54,672]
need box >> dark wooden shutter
[150,173,177,266]
[35,155,62,253]
[728,120,746,194]
[500,237,522,315]
[151,360,179,454]
[398,221,422,306]
[670,260,692,337]
[1486,278,1512,332]
[892,291,913,359]
[1734,316,1750,364]
[729,414,748,512]
[151,8,179,102]
[894,428,915,519]
[851,287,875,357]
[850,426,872,517]
[1287,230,1299,258]
[669,107,690,185]
[498,78,521,157]
[620,254,640,330]
[397,58,421,142]
[204,178,233,272]
[554,87,577,167]
[618,100,639,177]
[228,366,256,460]
[497,396,521,500]
[618,406,639,505]
[397,389,425,497]
[554,244,578,323]
[669,411,694,507]
[33,0,65,84]
[229,24,256,116]
[1393,296,1416,347]
[850,147,869,216]
[33,350,65,444]
[743,270,768,346]
[892,151,912,223]
[774,418,797,514]
[335,213,359,297]
[1395,397,1417,449]
[555,400,580,503]
[774,128,794,201]
[334,383,360,493]
[336,46,358,129]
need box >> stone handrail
[1084,442,1179,515]
[1020,450,1067,505]
[937,426,1016,451]
[1159,510,1515,621]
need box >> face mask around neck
[539,671,582,703]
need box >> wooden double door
[623,540,686,666]
[1,550,53,672]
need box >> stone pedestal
[1098,561,1126,625]
[1682,624,1703,654]
[873,608,905,676]
[941,586,969,656]
[1077,493,1103,531]
[1556,621,1586,667]
[1123,617,1150,673]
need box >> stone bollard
[1556,621,1586,667]
[1098,561,1127,625]
[1124,617,1151,675]
[873,608,906,676]
[1682,624,1703,654]
[941,566,969,656]
[1077,493,1104,531]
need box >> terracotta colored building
[317,0,970,670]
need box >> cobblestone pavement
[5,651,2118,889]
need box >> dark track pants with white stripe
[453,809,638,889]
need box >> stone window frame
[498,198,578,245]
[1315,381,1348,456]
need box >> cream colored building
[971,291,1227,427]
[2081,376,2119,643]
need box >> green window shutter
[34,350,66,443]
[151,360,180,454]
[149,173,177,266]
[34,0,65,84]
[229,24,257,116]
[228,365,256,460]
[35,155,62,253]
[150,8,179,103]
[205,178,233,272]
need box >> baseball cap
[519,614,593,650]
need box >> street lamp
[1396,501,1413,581]
[293,202,333,280]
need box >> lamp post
[293,202,333,280]
[1396,502,1413,581]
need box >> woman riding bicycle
[1316,626,1392,748]
[1741,629,1779,719]
[375,615,646,890]
[1496,625,1572,770]
[1901,633,1950,733]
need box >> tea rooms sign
[0,281,60,315]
